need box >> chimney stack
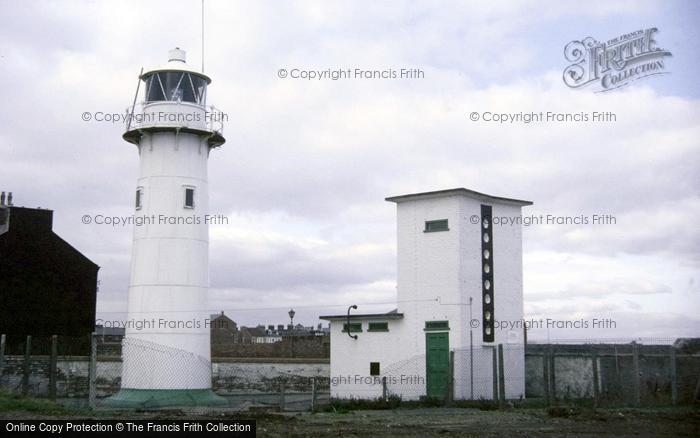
[7,192,13,206]
[1,192,5,206]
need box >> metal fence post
[469,331,474,400]
[311,377,317,412]
[543,351,550,406]
[49,335,58,400]
[22,335,32,396]
[382,376,387,401]
[492,347,498,402]
[447,350,455,404]
[88,333,97,409]
[548,344,556,401]
[632,342,641,407]
[279,380,286,412]
[0,334,5,387]
[669,346,677,406]
[591,348,599,409]
[497,344,506,408]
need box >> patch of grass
[451,398,499,411]
[324,395,520,412]
[324,395,402,412]
[417,396,445,407]
[0,391,75,415]
[547,405,581,418]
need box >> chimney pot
[7,192,12,206]
[1,192,5,206]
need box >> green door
[425,332,449,399]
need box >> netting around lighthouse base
[104,337,227,408]
[120,336,212,389]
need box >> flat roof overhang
[386,187,533,207]
[319,312,404,321]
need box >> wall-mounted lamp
[347,305,358,340]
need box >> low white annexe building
[321,188,532,401]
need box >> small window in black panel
[370,362,380,376]
[424,219,449,232]
[184,187,195,209]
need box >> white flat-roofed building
[322,188,532,401]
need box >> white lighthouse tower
[107,48,226,407]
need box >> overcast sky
[1,0,698,341]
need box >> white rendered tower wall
[390,189,531,400]
[122,129,212,389]
[107,48,226,406]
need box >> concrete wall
[3,345,698,404]
[213,360,329,394]
[0,357,329,398]
[525,345,700,404]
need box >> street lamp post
[288,309,295,358]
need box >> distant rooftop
[385,188,533,206]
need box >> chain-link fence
[378,344,526,404]
[0,334,92,399]
[340,339,699,408]
[2,334,698,409]
[0,333,330,411]
[525,338,700,407]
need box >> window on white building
[184,187,195,208]
[424,219,449,232]
[135,187,143,210]
[342,323,362,333]
[368,322,389,332]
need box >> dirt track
[3,406,699,437]
[257,407,700,437]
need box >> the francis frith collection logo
[563,28,672,92]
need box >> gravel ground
[256,406,700,437]
[3,405,699,437]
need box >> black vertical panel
[481,205,494,342]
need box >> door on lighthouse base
[425,331,449,399]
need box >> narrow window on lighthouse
[184,187,195,209]
[135,187,143,210]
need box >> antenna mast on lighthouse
[201,0,205,73]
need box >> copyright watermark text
[470,318,617,330]
[469,111,616,123]
[81,110,228,124]
[277,67,424,80]
[469,213,617,226]
[81,214,229,226]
